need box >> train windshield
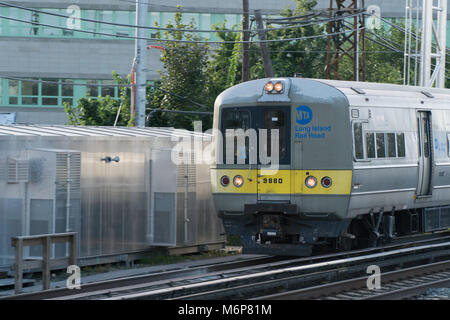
[263,109,287,162]
[222,109,252,164]
[220,107,290,165]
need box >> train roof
[215,78,450,110]
[315,78,450,102]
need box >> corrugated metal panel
[7,157,29,184]
[176,163,197,187]
[0,125,212,139]
[55,152,81,200]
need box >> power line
[263,12,321,21]
[114,0,285,15]
[378,16,450,60]
[0,1,365,35]
[0,14,366,45]
[266,10,364,25]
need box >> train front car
[211,78,353,255]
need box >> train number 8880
[262,178,283,184]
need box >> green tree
[148,8,212,130]
[206,0,327,90]
[65,71,131,126]
[264,0,327,79]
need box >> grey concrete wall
[7,0,413,17]
[9,0,298,13]
[0,107,69,124]
[0,37,163,79]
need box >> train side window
[387,133,396,158]
[447,133,450,157]
[376,133,386,158]
[397,133,405,157]
[366,132,376,158]
[353,123,364,159]
[423,118,430,158]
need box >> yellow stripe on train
[211,169,352,195]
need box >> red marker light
[321,177,332,188]
[220,176,230,186]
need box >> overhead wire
[0,1,364,35]
[113,0,286,15]
[1,75,212,109]
[265,10,364,25]
[0,14,366,45]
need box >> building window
[98,10,114,37]
[8,80,19,105]
[21,80,39,105]
[0,8,245,41]
[61,79,74,106]
[85,80,118,98]
[86,80,99,97]
[100,80,116,97]
[0,78,122,108]
[115,11,131,36]
[42,79,59,105]
[83,10,98,36]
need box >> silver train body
[211,77,450,255]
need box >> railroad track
[3,233,450,300]
[0,255,284,300]
[256,260,450,300]
[104,239,450,300]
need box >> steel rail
[0,255,280,300]
[3,232,450,300]
[104,241,450,300]
[256,260,450,300]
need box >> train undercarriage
[221,204,450,256]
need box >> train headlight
[264,82,274,93]
[321,176,333,188]
[305,176,317,188]
[233,175,244,187]
[220,175,230,186]
[274,81,283,93]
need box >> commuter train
[211,77,450,256]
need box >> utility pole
[134,0,148,127]
[242,0,250,82]
[254,10,274,78]
[419,0,447,88]
[325,0,366,81]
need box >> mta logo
[296,105,313,125]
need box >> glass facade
[0,8,243,41]
[0,78,120,108]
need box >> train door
[416,111,433,196]
[257,106,291,202]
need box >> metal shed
[0,125,224,267]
